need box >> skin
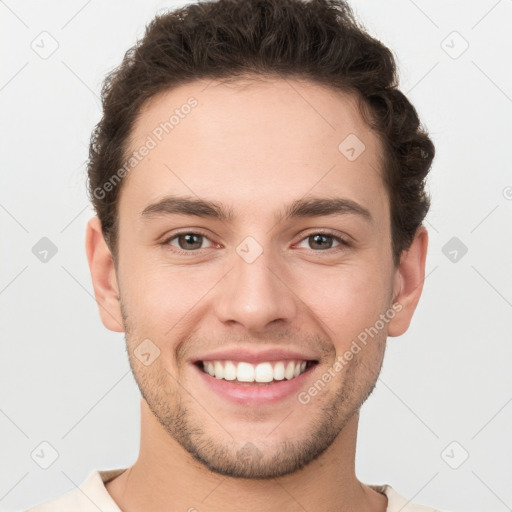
[86,77,428,512]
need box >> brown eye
[296,232,348,252]
[308,234,334,250]
[166,232,213,252]
[177,233,203,250]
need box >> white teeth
[254,362,273,382]
[273,361,285,380]
[284,361,295,380]
[223,360,237,380]
[214,361,224,379]
[201,359,311,382]
[237,362,254,382]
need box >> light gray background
[1,1,511,511]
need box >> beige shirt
[24,468,447,512]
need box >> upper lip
[192,348,319,365]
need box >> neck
[105,400,387,512]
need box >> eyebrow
[140,194,373,224]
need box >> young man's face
[88,77,426,479]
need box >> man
[26,0,446,510]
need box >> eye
[162,230,350,255]
[296,232,349,251]
[164,231,215,252]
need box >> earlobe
[85,216,125,333]
[387,226,429,337]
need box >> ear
[387,226,428,337]
[85,216,124,332]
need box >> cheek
[297,263,391,346]
[119,256,217,337]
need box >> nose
[213,242,298,332]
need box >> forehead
[119,77,388,224]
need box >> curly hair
[87,0,434,266]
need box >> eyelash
[161,229,351,255]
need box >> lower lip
[193,363,318,405]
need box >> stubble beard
[120,300,384,479]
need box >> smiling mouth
[195,359,318,384]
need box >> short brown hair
[87,0,434,266]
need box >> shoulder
[22,469,126,512]
[368,483,452,512]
